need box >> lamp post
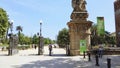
[40,20,42,37]
[10,20,14,34]
[38,20,43,55]
[8,20,14,55]
[37,32,40,55]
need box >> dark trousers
[98,50,103,58]
[49,49,52,56]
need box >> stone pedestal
[67,20,92,56]
[8,34,19,56]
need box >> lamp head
[40,20,42,25]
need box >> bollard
[88,52,91,61]
[83,51,86,58]
[95,55,99,66]
[107,58,111,68]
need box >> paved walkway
[0,46,120,68]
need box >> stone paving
[0,46,120,68]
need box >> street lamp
[40,20,42,37]
[10,20,14,34]
[8,20,14,55]
[38,20,43,55]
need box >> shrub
[17,45,30,50]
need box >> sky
[0,0,115,40]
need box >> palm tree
[16,26,23,44]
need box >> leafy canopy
[0,8,9,38]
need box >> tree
[57,28,70,48]
[16,26,23,44]
[104,31,116,45]
[16,33,32,45]
[91,24,98,46]
[0,8,9,41]
[44,38,55,45]
[44,38,51,44]
[91,24,106,45]
[91,24,116,46]
[22,35,31,45]
[32,34,39,44]
[5,21,10,41]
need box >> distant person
[54,45,56,48]
[48,44,52,56]
[2,47,4,51]
[34,45,37,49]
[98,45,103,58]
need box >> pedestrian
[48,44,52,56]
[98,45,103,58]
[54,45,56,48]
[34,45,37,49]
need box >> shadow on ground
[13,55,120,68]
[44,54,67,57]
[13,58,76,68]
[12,56,102,68]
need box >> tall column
[67,0,92,56]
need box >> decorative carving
[71,0,88,21]
[72,0,87,11]
[71,12,88,20]
[79,0,87,11]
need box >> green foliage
[44,38,51,44]
[0,8,9,39]
[91,24,116,46]
[16,25,23,44]
[57,28,70,48]
[52,40,56,43]
[18,33,32,45]
[32,34,39,44]
[17,45,30,50]
[31,34,55,45]
[23,36,32,45]
[16,26,22,32]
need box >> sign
[80,40,86,54]
[97,17,105,36]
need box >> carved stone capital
[71,11,88,21]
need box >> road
[0,46,120,68]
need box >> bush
[17,46,30,50]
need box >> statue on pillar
[72,0,87,11]
[68,0,92,56]
[71,0,88,20]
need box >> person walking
[98,45,103,58]
[34,45,37,49]
[48,44,52,56]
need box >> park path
[18,46,66,56]
[0,46,120,68]
[0,46,66,56]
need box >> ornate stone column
[67,0,92,56]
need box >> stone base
[8,49,19,55]
[70,50,80,56]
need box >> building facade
[114,0,120,47]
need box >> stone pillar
[67,0,92,56]
[8,34,19,55]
